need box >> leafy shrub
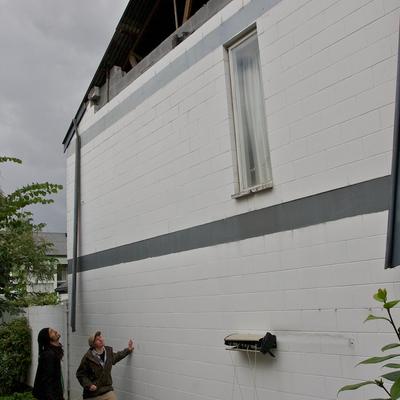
[338,288,400,399]
[0,156,62,317]
[12,292,60,308]
[0,392,35,400]
[0,318,31,395]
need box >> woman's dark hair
[37,328,64,359]
[37,327,50,355]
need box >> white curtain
[230,34,271,191]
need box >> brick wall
[67,0,399,257]
[67,212,400,400]
[66,0,400,399]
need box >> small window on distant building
[228,30,272,194]
[57,264,67,287]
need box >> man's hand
[128,339,135,352]
[89,385,97,392]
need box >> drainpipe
[71,118,80,331]
[65,302,70,400]
[385,26,400,268]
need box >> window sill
[231,181,273,199]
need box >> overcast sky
[0,0,129,232]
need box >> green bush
[0,392,35,400]
[12,292,60,308]
[0,318,31,395]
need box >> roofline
[62,0,233,152]
[62,101,86,151]
[62,0,135,152]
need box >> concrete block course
[67,211,399,399]
[66,0,400,398]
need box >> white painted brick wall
[67,212,400,400]
[66,0,400,398]
[67,0,399,256]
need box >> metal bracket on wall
[224,332,277,357]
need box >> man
[76,331,134,400]
[33,327,64,400]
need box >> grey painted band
[66,0,283,156]
[68,175,391,273]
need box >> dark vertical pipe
[71,119,80,331]
[385,26,400,268]
[65,304,70,400]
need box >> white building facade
[65,1,400,399]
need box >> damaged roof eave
[62,0,151,151]
[62,0,233,152]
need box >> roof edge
[62,0,233,152]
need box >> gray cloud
[0,0,128,232]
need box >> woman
[33,327,64,400]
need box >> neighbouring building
[30,232,68,300]
[64,1,400,399]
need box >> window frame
[226,28,273,198]
[57,263,68,287]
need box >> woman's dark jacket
[76,346,131,398]
[33,346,64,400]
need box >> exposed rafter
[173,0,179,30]
[183,0,193,23]
[116,22,141,37]
[131,0,162,52]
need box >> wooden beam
[116,22,141,36]
[182,0,193,23]
[173,0,179,30]
[131,0,162,51]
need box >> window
[57,264,67,287]
[228,30,272,195]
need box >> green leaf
[0,156,22,164]
[391,377,400,399]
[358,354,400,365]
[382,371,400,381]
[338,380,376,393]
[0,155,62,317]
[374,288,388,303]
[382,343,400,352]
[385,300,400,309]
[383,363,400,368]
[364,314,391,323]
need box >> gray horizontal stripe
[66,0,283,155]
[68,175,391,273]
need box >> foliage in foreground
[338,288,400,399]
[0,317,31,395]
[0,392,35,400]
[0,157,63,316]
[12,292,60,308]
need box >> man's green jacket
[76,346,132,398]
